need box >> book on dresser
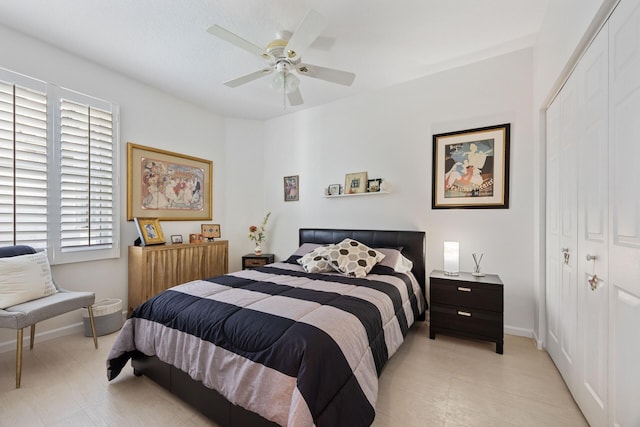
[128,241,228,314]
[429,270,504,354]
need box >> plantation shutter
[59,98,114,250]
[0,79,48,248]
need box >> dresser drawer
[430,304,503,340]
[430,280,503,312]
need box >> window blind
[0,81,48,248]
[59,99,114,250]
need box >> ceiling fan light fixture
[270,70,300,94]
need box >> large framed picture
[345,172,368,194]
[127,142,213,221]
[432,123,510,209]
[134,217,166,246]
[284,175,299,201]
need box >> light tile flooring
[0,322,588,426]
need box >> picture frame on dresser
[432,123,510,209]
[134,217,166,246]
[127,142,213,221]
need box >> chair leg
[30,324,36,349]
[87,305,98,349]
[16,328,23,388]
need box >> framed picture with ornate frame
[201,223,221,241]
[284,175,299,201]
[345,172,368,194]
[432,123,510,209]
[134,217,166,246]
[127,142,213,221]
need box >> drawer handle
[457,310,472,317]
[457,287,472,292]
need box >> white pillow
[0,251,57,309]
[376,248,414,273]
[291,243,323,257]
[297,246,334,273]
[325,238,385,278]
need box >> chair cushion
[0,290,95,329]
[0,251,57,309]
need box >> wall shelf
[323,191,390,198]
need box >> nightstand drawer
[430,280,503,312]
[245,258,268,267]
[430,304,503,339]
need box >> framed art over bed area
[111,228,426,427]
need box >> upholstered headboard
[299,228,426,296]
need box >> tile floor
[0,322,588,426]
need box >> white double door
[545,0,640,425]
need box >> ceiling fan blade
[296,63,355,86]
[207,24,265,58]
[287,88,304,106]
[224,69,272,88]
[284,10,327,60]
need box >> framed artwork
[432,123,510,209]
[367,178,382,192]
[284,175,299,201]
[189,233,204,244]
[201,223,221,240]
[127,142,213,221]
[134,217,166,246]
[328,184,341,196]
[345,172,368,194]
[170,234,183,244]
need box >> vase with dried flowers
[248,212,271,255]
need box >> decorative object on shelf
[189,233,204,244]
[134,218,166,246]
[328,184,341,195]
[443,241,459,276]
[127,142,213,221]
[472,252,485,276]
[284,175,299,201]
[432,123,510,209]
[367,178,382,192]
[201,224,221,241]
[248,212,271,255]
[170,234,183,244]
[345,171,368,194]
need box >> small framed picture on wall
[284,175,299,201]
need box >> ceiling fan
[207,10,355,107]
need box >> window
[0,68,119,264]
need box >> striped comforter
[107,261,425,427]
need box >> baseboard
[504,325,534,338]
[0,322,84,354]
[532,329,544,350]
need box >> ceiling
[0,0,549,121]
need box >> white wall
[0,25,231,348]
[262,48,536,336]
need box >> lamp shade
[443,241,459,276]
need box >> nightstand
[242,253,275,270]
[429,270,504,354]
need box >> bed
[107,228,426,427]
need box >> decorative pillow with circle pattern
[297,246,334,273]
[325,238,385,278]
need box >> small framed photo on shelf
[284,175,299,201]
[345,172,368,194]
[134,217,166,246]
[367,178,382,192]
[189,233,204,244]
[201,224,221,241]
[328,184,341,196]
[170,234,183,244]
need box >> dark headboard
[299,228,426,295]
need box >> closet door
[609,0,640,425]
[546,71,579,388]
[575,24,609,427]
